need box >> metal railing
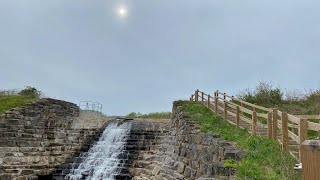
[79,101,103,113]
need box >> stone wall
[0,98,106,180]
[130,103,243,180]
[0,99,243,180]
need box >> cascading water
[65,121,132,180]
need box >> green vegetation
[237,81,320,139]
[126,112,171,119]
[238,81,320,115]
[18,86,42,98]
[223,159,238,168]
[175,100,300,180]
[0,86,41,114]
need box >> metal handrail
[79,101,103,113]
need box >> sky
[0,0,319,115]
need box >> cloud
[0,0,319,114]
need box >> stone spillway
[37,104,243,180]
[49,119,169,180]
[65,121,132,180]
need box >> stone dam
[0,99,242,180]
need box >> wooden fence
[190,89,320,161]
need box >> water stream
[65,121,132,180]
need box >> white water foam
[65,121,132,180]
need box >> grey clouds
[0,0,319,115]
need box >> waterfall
[65,121,132,180]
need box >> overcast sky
[0,1,319,115]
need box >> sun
[117,6,128,18]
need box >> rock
[177,162,185,173]
[184,166,192,177]
[207,164,215,176]
[152,165,161,175]
[0,174,12,180]
[224,149,243,160]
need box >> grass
[174,100,300,180]
[0,95,37,114]
[126,112,171,119]
[0,87,42,114]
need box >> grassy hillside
[0,96,37,114]
[0,87,41,114]
[174,100,300,180]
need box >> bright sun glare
[117,6,128,18]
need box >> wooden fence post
[299,118,308,160]
[272,108,278,141]
[224,100,227,120]
[301,140,320,180]
[252,111,257,135]
[201,92,204,103]
[236,106,240,128]
[318,130,320,140]
[214,91,218,113]
[240,102,244,117]
[299,119,308,144]
[207,94,210,108]
[282,112,288,151]
[267,112,273,139]
[195,90,199,102]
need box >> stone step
[54,163,134,174]
[2,164,62,169]
[3,169,35,175]
[52,173,132,180]
[1,157,63,165]
[53,166,131,176]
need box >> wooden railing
[190,89,320,160]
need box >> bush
[238,82,320,119]
[18,86,42,98]
[238,81,283,107]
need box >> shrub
[238,81,283,107]
[18,86,42,98]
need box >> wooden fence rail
[190,89,320,161]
